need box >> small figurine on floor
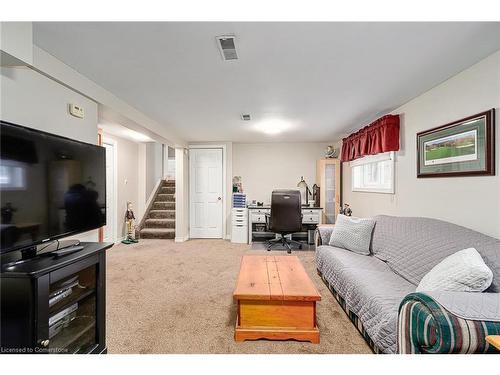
[122,201,139,244]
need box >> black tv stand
[1,242,113,354]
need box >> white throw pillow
[416,248,493,292]
[328,214,375,255]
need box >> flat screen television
[0,121,106,255]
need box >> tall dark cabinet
[1,242,112,354]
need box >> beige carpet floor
[106,239,372,354]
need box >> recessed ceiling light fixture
[240,114,251,121]
[253,118,293,135]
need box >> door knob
[218,197,222,200]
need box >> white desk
[247,206,323,244]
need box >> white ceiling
[33,22,500,143]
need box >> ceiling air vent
[216,35,238,61]
[241,114,251,121]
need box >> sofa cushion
[328,214,375,255]
[316,245,415,353]
[416,248,493,293]
[371,215,500,292]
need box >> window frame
[350,151,395,194]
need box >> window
[351,152,394,194]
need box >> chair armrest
[315,225,334,246]
[398,292,500,354]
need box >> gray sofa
[316,215,500,354]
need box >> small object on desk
[232,176,243,193]
[297,176,312,206]
[312,184,319,207]
[339,203,352,217]
[486,335,500,350]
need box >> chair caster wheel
[287,249,292,254]
[299,245,303,249]
[267,248,271,251]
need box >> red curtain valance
[340,114,400,162]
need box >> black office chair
[266,190,303,253]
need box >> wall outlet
[68,103,84,119]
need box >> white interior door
[103,140,116,242]
[189,148,223,238]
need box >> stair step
[149,210,175,219]
[140,228,175,239]
[145,218,175,229]
[160,186,175,194]
[153,202,175,210]
[163,181,175,187]
[156,193,175,202]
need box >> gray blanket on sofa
[316,215,500,354]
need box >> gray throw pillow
[329,214,375,255]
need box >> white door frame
[102,137,118,243]
[188,144,227,240]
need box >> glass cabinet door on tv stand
[316,158,342,224]
[47,264,99,353]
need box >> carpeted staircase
[139,180,175,239]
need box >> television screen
[0,121,106,254]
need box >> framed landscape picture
[417,109,495,178]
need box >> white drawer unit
[232,208,247,225]
[302,213,320,224]
[251,208,270,214]
[231,208,248,243]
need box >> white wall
[145,142,163,200]
[343,50,500,239]
[1,66,100,241]
[175,148,189,242]
[0,22,33,65]
[233,142,335,205]
[1,67,98,143]
[166,146,176,180]
[102,133,140,240]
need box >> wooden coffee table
[233,255,321,343]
